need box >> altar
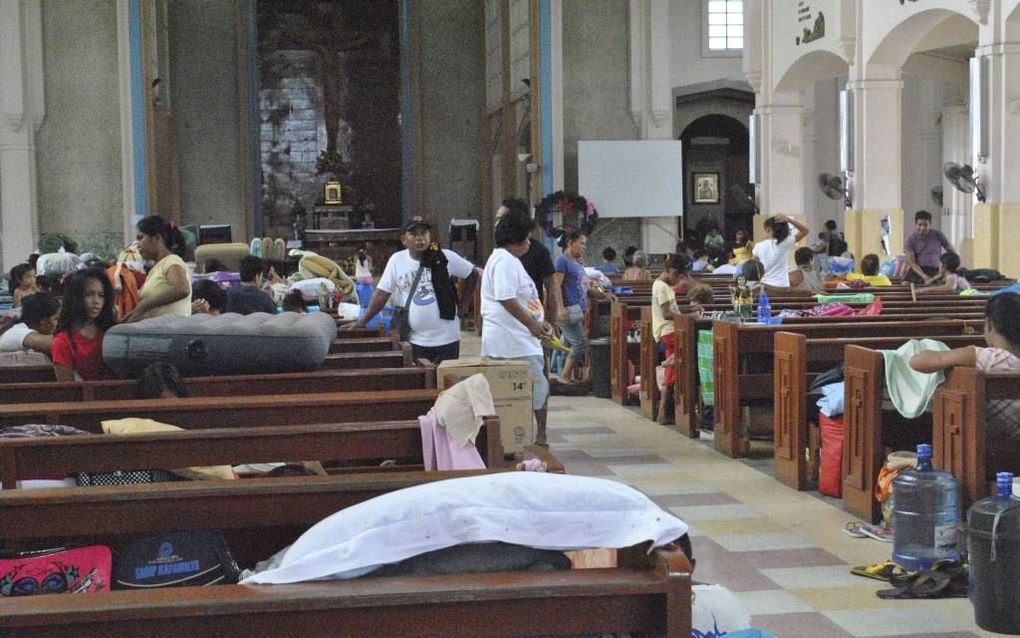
[302,227,403,274]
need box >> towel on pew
[241,472,688,584]
[101,418,236,481]
[419,373,494,471]
[816,382,845,418]
[880,339,950,419]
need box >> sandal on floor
[843,522,868,538]
[876,560,968,599]
[850,560,901,582]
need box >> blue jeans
[558,304,589,363]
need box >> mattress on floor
[103,312,338,378]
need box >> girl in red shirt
[52,268,117,381]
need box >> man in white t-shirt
[482,207,554,441]
[0,292,60,365]
[348,217,477,364]
[752,214,809,288]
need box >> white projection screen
[577,140,683,218]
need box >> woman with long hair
[127,215,192,321]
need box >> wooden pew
[0,473,692,637]
[609,301,644,404]
[0,345,416,385]
[932,368,1020,510]
[713,319,980,458]
[0,389,440,433]
[0,367,436,404]
[0,417,510,489]
[327,335,399,354]
[772,333,984,492]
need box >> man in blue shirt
[594,247,621,275]
[225,256,277,315]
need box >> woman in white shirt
[752,214,809,288]
[481,207,554,442]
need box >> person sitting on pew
[136,362,189,399]
[787,247,825,292]
[847,253,892,286]
[904,209,954,284]
[686,285,715,316]
[692,249,711,272]
[594,246,621,275]
[282,291,308,313]
[225,256,278,315]
[909,293,1020,438]
[623,250,652,281]
[9,263,40,308]
[190,279,227,316]
[741,258,813,297]
[0,292,60,360]
[914,253,972,296]
[728,228,754,266]
[128,215,192,321]
[753,214,809,288]
[52,268,117,381]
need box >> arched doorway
[679,114,751,244]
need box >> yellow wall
[972,203,999,274]
[846,209,903,268]
[996,203,1020,278]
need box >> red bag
[818,414,844,497]
[0,545,112,596]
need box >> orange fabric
[875,465,905,504]
[107,264,141,321]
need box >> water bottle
[757,290,770,323]
[891,443,961,571]
[967,472,1020,633]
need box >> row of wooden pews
[0,325,694,636]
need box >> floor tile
[824,608,960,637]
[669,504,764,521]
[608,462,687,476]
[752,612,857,638]
[632,481,721,496]
[735,589,814,615]
[761,565,868,589]
[712,532,816,552]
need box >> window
[705,0,743,54]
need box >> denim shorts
[558,304,589,363]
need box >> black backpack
[113,531,241,590]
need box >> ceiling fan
[943,162,985,203]
[818,173,851,208]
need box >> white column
[0,0,44,272]
[975,42,1020,203]
[849,78,903,210]
[629,0,675,253]
[940,103,972,246]
[757,100,805,219]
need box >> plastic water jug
[890,443,960,571]
[968,472,1020,634]
[756,291,770,323]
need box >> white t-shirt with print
[753,235,796,288]
[481,248,544,358]
[377,248,474,347]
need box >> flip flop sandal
[859,525,894,543]
[843,522,868,538]
[877,561,968,599]
[850,560,900,581]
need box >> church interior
[1,1,1020,636]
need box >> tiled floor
[544,395,996,638]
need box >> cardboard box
[437,358,533,455]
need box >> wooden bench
[713,319,981,458]
[609,301,644,403]
[772,333,984,492]
[0,389,441,433]
[0,367,436,404]
[327,335,400,354]
[932,368,1020,510]
[0,417,511,489]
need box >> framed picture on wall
[692,173,720,204]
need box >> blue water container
[967,472,1020,634]
[355,282,374,309]
[364,306,394,332]
[891,443,961,571]
[756,290,770,323]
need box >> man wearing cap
[347,216,477,364]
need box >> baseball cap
[403,216,432,233]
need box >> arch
[679,114,749,146]
[867,9,978,70]
[773,50,848,95]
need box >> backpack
[113,531,241,590]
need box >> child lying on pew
[910,293,1020,438]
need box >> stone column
[972,40,1020,276]
[629,0,676,254]
[845,76,904,263]
[0,0,44,272]
[940,102,972,261]
[755,96,806,243]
